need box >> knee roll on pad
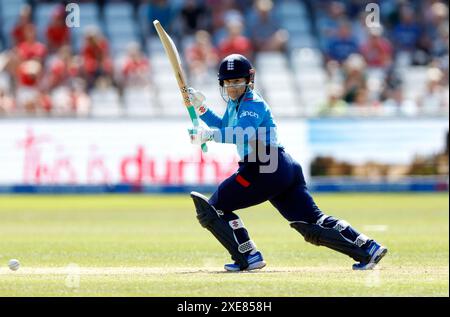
[290,221,371,263]
[191,192,249,269]
[292,221,322,246]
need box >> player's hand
[187,126,214,145]
[188,87,208,115]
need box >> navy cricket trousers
[209,147,322,224]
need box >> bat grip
[187,106,208,153]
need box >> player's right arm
[188,87,222,128]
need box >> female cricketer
[187,54,387,272]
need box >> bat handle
[187,106,208,153]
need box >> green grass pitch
[0,193,448,296]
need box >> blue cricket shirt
[199,89,282,159]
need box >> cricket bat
[153,20,208,153]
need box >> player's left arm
[188,87,222,128]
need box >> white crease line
[0,266,349,275]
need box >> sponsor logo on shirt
[239,110,259,119]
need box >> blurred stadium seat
[401,66,429,100]
[123,87,155,117]
[90,86,122,117]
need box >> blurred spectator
[342,54,367,104]
[318,84,348,116]
[11,4,35,46]
[234,0,254,15]
[0,87,15,115]
[325,59,345,85]
[218,19,253,60]
[380,67,403,101]
[148,0,175,34]
[392,5,421,52]
[11,22,48,115]
[46,45,81,90]
[72,80,91,116]
[424,1,449,40]
[120,42,150,88]
[353,87,369,108]
[81,26,113,90]
[16,25,46,63]
[15,59,50,114]
[0,50,12,79]
[417,67,449,115]
[51,78,91,116]
[317,1,347,50]
[206,0,239,35]
[346,0,366,20]
[383,88,420,117]
[412,32,434,66]
[46,5,71,54]
[380,67,419,116]
[16,61,41,87]
[179,0,212,36]
[185,30,219,85]
[383,87,406,116]
[212,7,244,46]
[352,11,370,47]
[247,0,288,53]
[50,86,74,115]
[326,21,358,63]
[423,2,449,62]
[360,26,393,69]
[432,23,449,58]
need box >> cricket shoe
[224,251,266,272]
[352,241,388,270]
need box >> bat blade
[153,20,208,153]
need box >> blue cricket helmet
[218,54,254,86]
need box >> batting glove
[187,126,214,145]
[188,87,208,115]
